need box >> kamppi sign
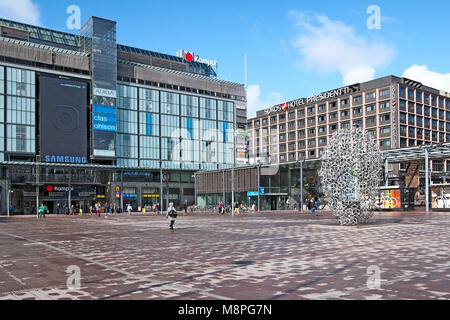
[264,84,361,115]
[177,50,218,68]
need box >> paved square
[0,211,448,300]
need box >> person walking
[104,202,110,219]
[183,200,188,216]
[103,203,107,219]
[234,202,240,215]
[9,204,14,216]
[310,198,317,216]
[315,197,322,214]
[127,204,132,216]
[218,201,224,215]
[166,202,178,230]
[39,203,46,220]
[158,202,161,215]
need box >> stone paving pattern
[0,211,448,300]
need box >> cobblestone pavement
[0,211,448,300]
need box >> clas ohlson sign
[264,84,361,115]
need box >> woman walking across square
[166,202,178,230]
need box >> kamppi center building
[0,16,247,215]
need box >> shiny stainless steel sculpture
[319,127,383,226]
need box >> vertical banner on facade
[80,17,118,158]
[391,84,399,148]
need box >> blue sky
[1,0,449,117]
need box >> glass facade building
[0,16,247,215]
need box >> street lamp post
[385,158,389,187]
[121,170,124,213]
[160,161,163,211]
[257,162,261,212]
[194,172,197,207]
[36,156,40,220]
[425,147,430,214]
[6,168,10,217]
[230,146,236,217]
[300,160,304,212]
[222,170,225,206]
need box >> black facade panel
[39,75,88,163]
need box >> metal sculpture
[319,127,383,225]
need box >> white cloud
[0,0,41,25]
[247,84,283,118]
[289,10,395,85]
[403,65,450,93]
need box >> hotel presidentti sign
[264,84,361,116]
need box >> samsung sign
[45,155,88,164]
[264,84,361,115]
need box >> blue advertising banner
[93,104,117,132]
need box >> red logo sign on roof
[185,52,193,62]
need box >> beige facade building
[247,76,450,187]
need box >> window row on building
[115,84,236,170]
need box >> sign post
[36,156,40,219]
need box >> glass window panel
[139,88,159,113]
[161,91,180,115]
[0,67,3,94]
[6,67,35,98]
[139,112,160,136]
[139,136,160,160]
[7,124,35,153]
[117,85,138,110]
[0,95,4,122]
[181,94,199,117]
[200,98,217,120]
[117,134,138,159]
[117,109,137,134]
[181,117,199,140]
[161,115,180,137]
